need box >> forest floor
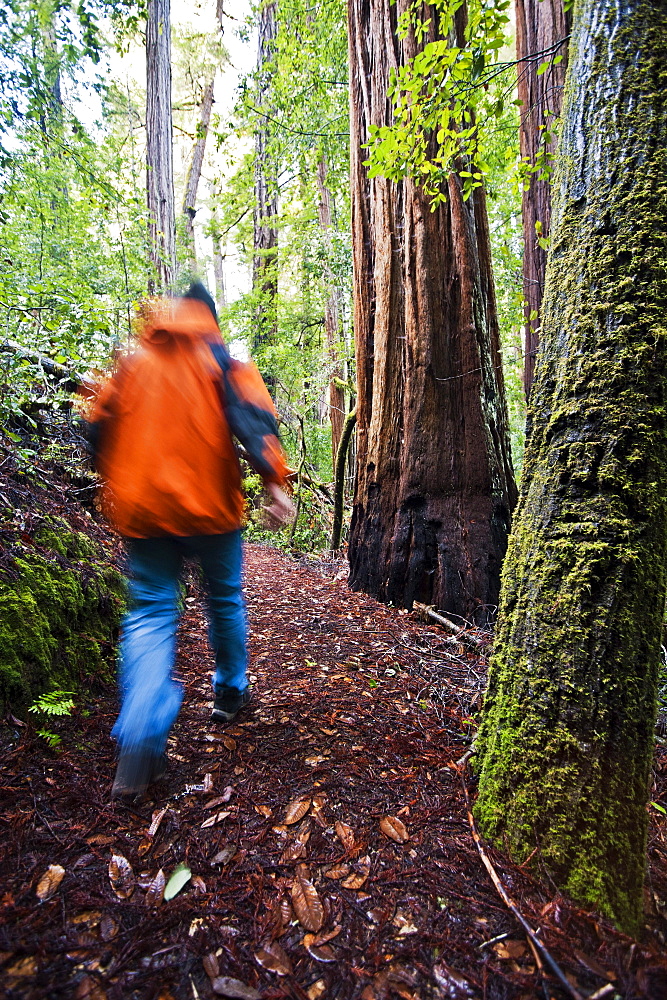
[2,542,667,1000]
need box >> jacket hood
[140,297,220,347]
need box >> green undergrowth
[0,514,126,708]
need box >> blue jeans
[111,530,248,755]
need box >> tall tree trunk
[182,0,225,256]
[146,0,176,292]
[316,156,346,467]
[347,0,517,625]
[182,78,215,251]
[213,235,227,311]
[516,0,570,396]
[475,0,667,935]
[40,3,62,124]
[253,0,278,350]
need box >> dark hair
[183,282,218,324]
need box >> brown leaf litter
[1,543,666,999]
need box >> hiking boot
[211,685,251,723]
[111,748,166,802]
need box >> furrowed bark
[347,0,517,624]
[146,0,176,291]
[515,0,570,396]
[475,0,667,934]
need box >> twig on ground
[459,770,588,1000]
[413,602,487,651]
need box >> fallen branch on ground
[413,602,486,651]
[460,770,612,1000]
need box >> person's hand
[262,482,296,529]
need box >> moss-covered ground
[0,438,125,710]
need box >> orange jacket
[90,298,288,538]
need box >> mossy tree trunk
[347,0,517,623]
[475,0,667,935]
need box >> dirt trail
[2,544,666,1000]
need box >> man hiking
[88,283,293,801]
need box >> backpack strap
[208,340,284,481]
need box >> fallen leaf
[285,797,311,825]
[71,910,102,927]
[335,820,355,850]
[380,816,409,843]
[36,864,65,900]
[222,736,237,751]
[314,925,341,944]
[280,897,293,927]
[203,953,220,979]
[280,840,306,864]
[75,975,107,999]
[307,980,326,1000]
[211,976,262,999]
[211,845,237,866]
[153,834,177,858]
[164,863,191,901]
[324,864,349,880]
[108,854,134,899]
[291,874,324,931]
[203,773,214,793]
[191,875,207,894]
[144,869,166,907]
[396,921,418,936]
[86,834,115,846]
[6,956,37,978]
[255,804,272,818]
[201,811,230,829]
[147,807,167,838]
[296,819,311,844]
[254,940,293,976]
[207,794,233,809]
[99,914,118,941]
[493,940,527,960]
[433,962,475,998]
[305,943,336,963]
[341,872,368,889]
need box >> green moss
[474,0,667,936]
[0,520,125,706]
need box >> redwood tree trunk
[347,0,517,624]
[316,156,346,466]
[475,0,667,934]
[146,0,176,291]
[516,0,570,395]
[253,0,278,350]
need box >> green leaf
[536,60,550,76]
[164,864,192,901]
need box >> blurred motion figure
[88,283,293,800]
